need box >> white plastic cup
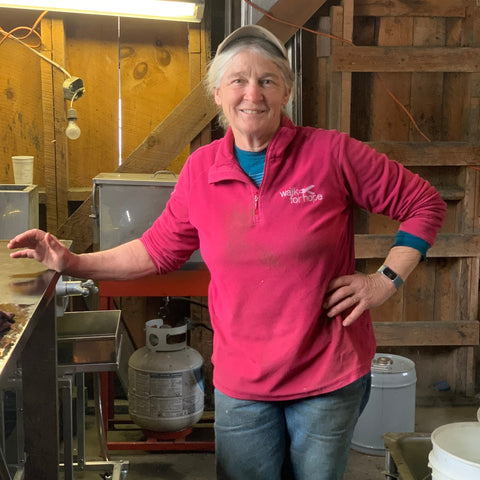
[12,156,34,184]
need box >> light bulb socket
[63,77,84,101]
[67,108,78,120]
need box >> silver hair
[204,37,295,130]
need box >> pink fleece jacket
[141,117,446,401]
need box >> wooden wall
[0,9,192,231]
[305,0,480,399]
[0,7,209,366]
[2,1,480,401]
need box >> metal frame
[58,372,129,480]
[98,271,215,453]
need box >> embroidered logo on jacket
[279,185,324,204]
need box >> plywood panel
[0,11,44,184]
[63,14,120,186]
[119,18,190,171]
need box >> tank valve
[56,278,99,298]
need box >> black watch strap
[377,265,404,289]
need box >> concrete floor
[61,401,480,480]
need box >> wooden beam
[116,82,218,174]
[355,233,480,259]
[354,0,468,18]
[367,141,480,166]
[373,321,479,347]
[333,46,480,73]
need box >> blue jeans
[214,373,371,480]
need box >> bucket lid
[371,353,415,374]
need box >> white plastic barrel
[428,421,480,480]
[351,353,416,455]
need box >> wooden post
[40,17,69,234]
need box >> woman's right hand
[8,229,73,273]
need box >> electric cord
[0,10,73,78]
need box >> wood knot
[134,62,148,80]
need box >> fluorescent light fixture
[0,0,204,22]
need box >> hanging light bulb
[65,108,81,140]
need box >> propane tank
[128,319,204,432]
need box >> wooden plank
[327,6,344,131]
[463,5,480,145]
[367,15,412,257]
[354,0,468,18]
[340,0,353,133]
[354,233,480,258]
[409,17,445,141]
[315,16,330,129]
[40,18,69,234]
[64,15,119,186]
[465,257,480,323]
[39,18,56,230]
[119,18,190,167]
[434,258,456,323]
[333,46,480,72]
[370,17,412,142]
[476,168,480,234]
[373,321,479,346]
[443,19,469,141]
[464,162,479,232]
[188,21,211,159]
[452,346,476,397]
[404,254,434,323]
[0,12,44,185]
[366,141,480,166]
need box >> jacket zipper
[253,193,259,225]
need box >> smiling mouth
[240,108,265,115]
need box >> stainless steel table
[0,241,60,479]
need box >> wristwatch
[377,264,404,289]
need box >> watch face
[382,266,397,280]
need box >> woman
[9,25,445,480]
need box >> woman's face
[214,49,291,151]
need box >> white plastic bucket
[428,422,480,480]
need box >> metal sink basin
[384,432,432,480]
[57,310,123,373]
